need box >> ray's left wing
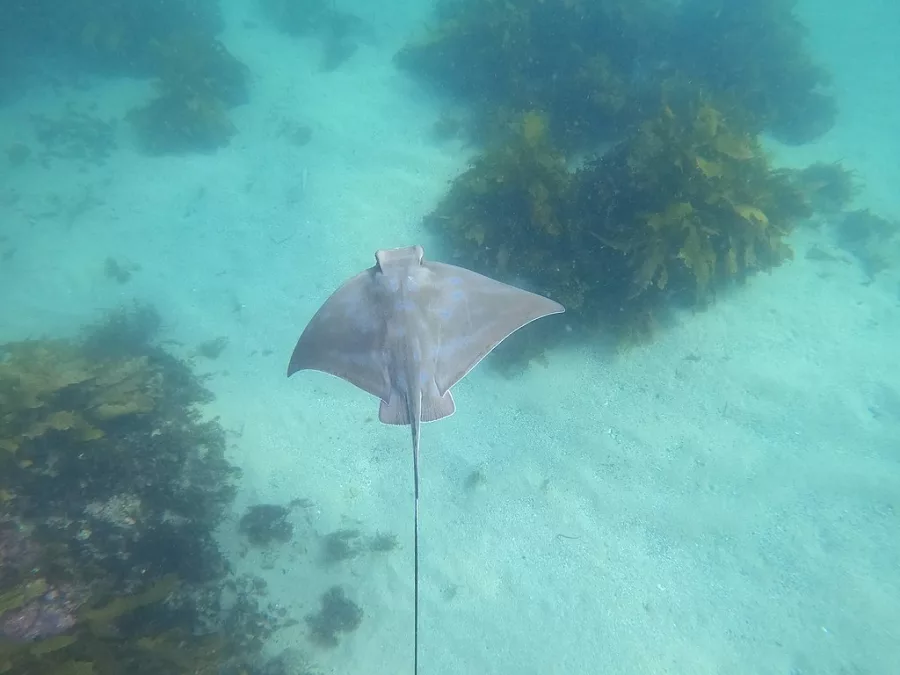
[287,269,392,402]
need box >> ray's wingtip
[548,298,566,315]
[286,342,303,378]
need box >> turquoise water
[1,1,898,674]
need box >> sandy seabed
[1,1,898,673]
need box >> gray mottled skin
[287,244,564,673]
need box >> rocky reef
[0,305,290,674]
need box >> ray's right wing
[424,261,565,396]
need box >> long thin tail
[411,417,421,675]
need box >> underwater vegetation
[396,0,664,149]
[397,0,836,149]
[1,0,249,155]
[792,161,859,214]
[320,528,399,565]
[426,110,577,304]
[668,0,837,145]
[834,209,900,279]
[259,0,374,71]
[0,0,224,83]
[426,92,815,341]
[0,304,294,674]
[304,586,362,648]
[128,34,249,154]
[404,0,849,349]
[573,93,812,306]
[29,111,119,167]
[0,339,158,454]
[239,504,294,548]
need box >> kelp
[3,1,247,154]
[0,340,158,454]
[577,93,812,303]
[426,110,585,310]
[834,209,899,278]
[0,306,287,674]
[8,0,224,77]
[792,161,859,214]
[128,33,248,154]
[397,0,835,147]
[668,0,836,144]
[427,91,815,343]
[396,0,667,148]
